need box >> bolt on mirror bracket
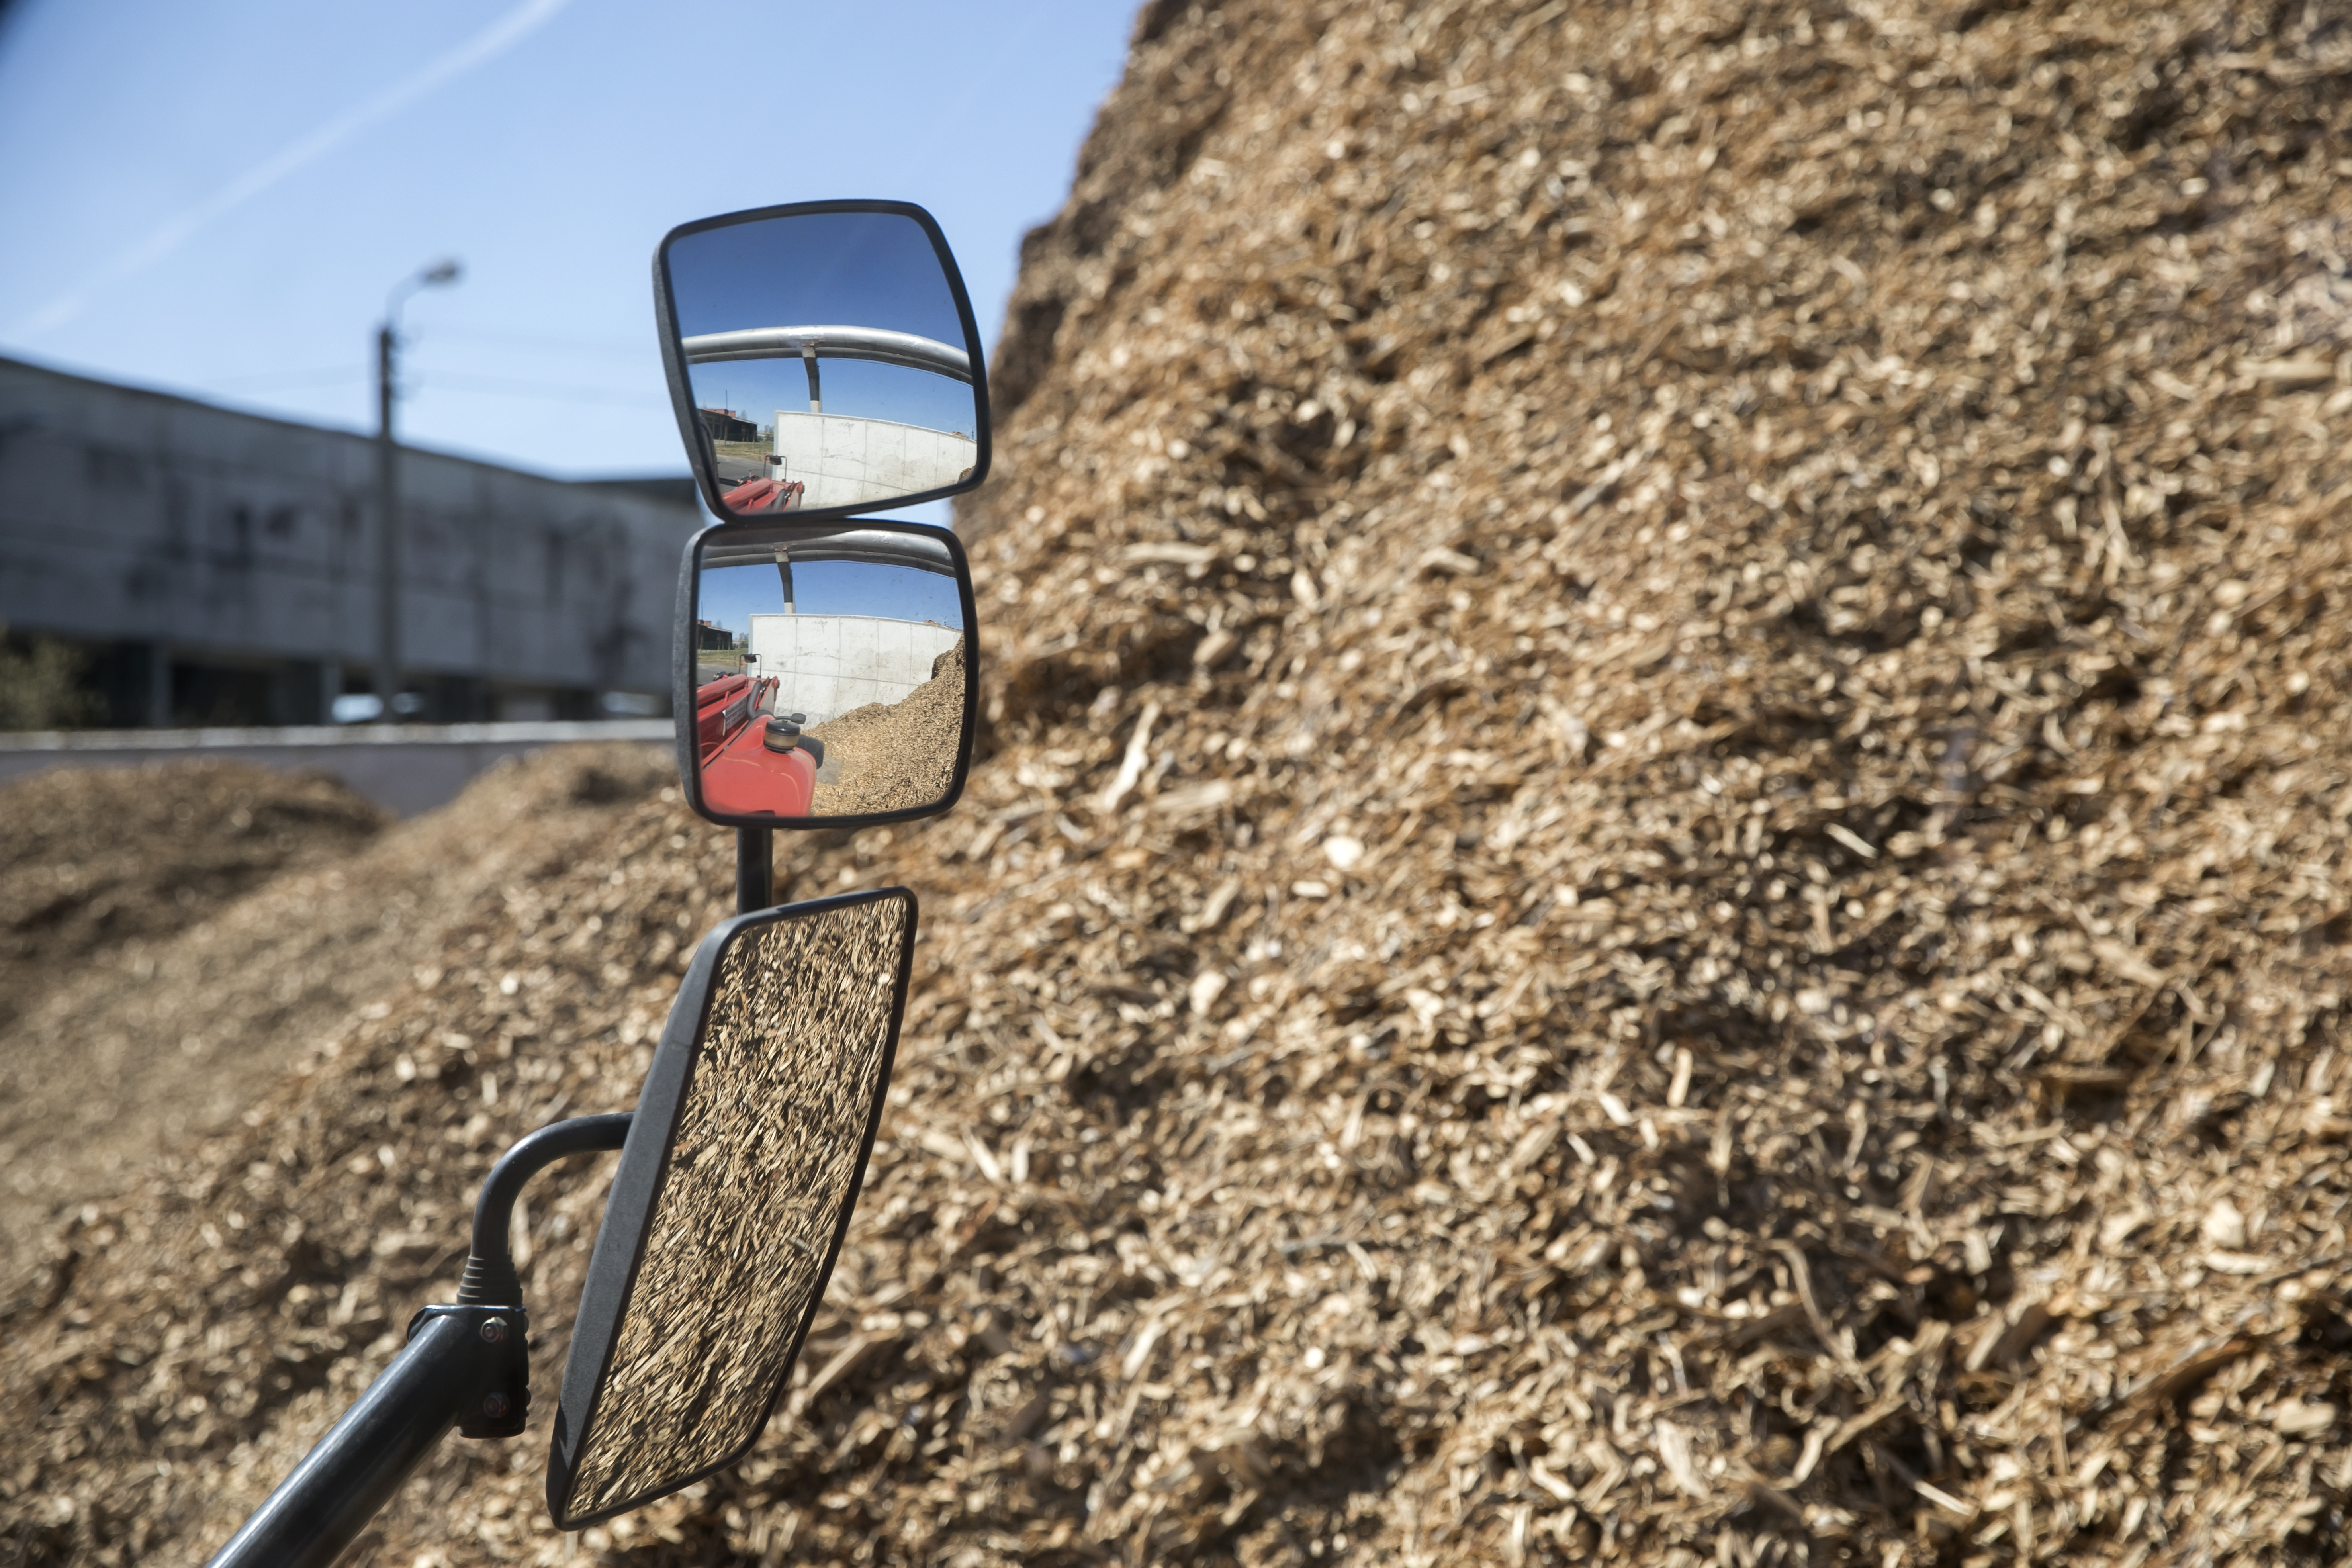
[403,1304,533,1440]
[207,1110,641,1567]
[652,200,991,525]
[204,1305,526,1568]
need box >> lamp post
[374,258,461,722]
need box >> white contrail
[11,0,575,340]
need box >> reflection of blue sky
[688,356,975,437]
[701,560,966,638]
[668,211,964,343]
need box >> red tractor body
[694,672,815,817]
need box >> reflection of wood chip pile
[9,2,2352,1565]
[562,895,905,1519]
[805,638,965,817]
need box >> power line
[415,371,667,407]
[190,354,667,406]
[423,325,653,357]
[198,366,367,391]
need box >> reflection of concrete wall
[771,413,975,510]
[747,614,961,724]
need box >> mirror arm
[205,1308,508,1568]
[457,1114,635,1309]
[210,1116,633,1566]
[736,826,773,913]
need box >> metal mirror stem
[736,827,773,913]
[204,1310,486,1568]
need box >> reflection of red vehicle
[723,476,803,513]
[695,673,772,762]
[695,673,815,816]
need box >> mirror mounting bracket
[405,1304,533,1439]
[456,1114,636,1311]
[205,1304,530,1568]
[206,1111,628,1568]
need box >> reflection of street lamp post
[374,258,461,721]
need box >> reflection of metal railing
[702,528,957,578]
[680,325,971,383]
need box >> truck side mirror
[672,519,976,828]
[654,201,990,524]
[546,888,915,1527]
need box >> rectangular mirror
[656,202,990,523]
[674,520,976,828]
[548,887,915,1528]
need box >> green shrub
[0,625,103,730]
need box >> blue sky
[668,211,965,344]
[701,561,965,640]
[0,0,1133,483]
[673,209,979,437]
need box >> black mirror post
[737,826,773,913]
[202,1308,499,1568]
[204,1116,632,1568]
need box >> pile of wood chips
[0,744,671,1283]
[807,639,971,817]
[8,0,2352,1564]
[0,760,386,1034]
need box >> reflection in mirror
[693,526,967,822]
[667,211,980,515]
[550,890,912,1526]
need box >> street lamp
[374,257,462,722]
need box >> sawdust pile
[808,638,971,818]
[0,761,386,1033]
[0,745,668,1283]
[8,1,2352,1565]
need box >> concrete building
[0,354,702,726]
[697,407,759,444]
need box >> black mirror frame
[546,886,916,1528]
[670,517,979,831]
[652,198,992,525]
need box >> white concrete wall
[746,614,962,724]
[771,413,977,509]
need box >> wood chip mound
[0,744,668,1281]
[808,638,969,817]
[0,760,387,1032]
[8,2,2352,1566]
